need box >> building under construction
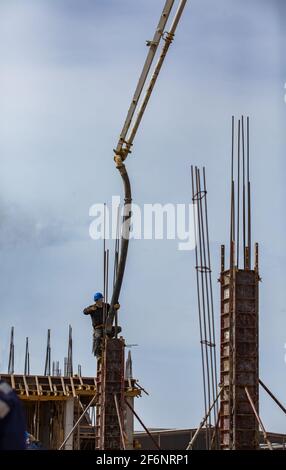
[2,326,143,450]
[0,0,285,451]
[2,112,285,450]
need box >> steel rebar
[191,165,209,448]
[259,379,286,416]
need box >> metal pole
[247,116,251,265]
[259,379,286,416]
[113,205,120,288]
[106,249,109,306]
[244,386,273,450]
[103,202,107,325]
[237,119,240,267]
[196,168,211,448]
[230,116,235,268]
[197,169,215,440]
[241,115,246,268]
[8,326,15,375]
[24,337,30,375]
[202,167,219,427]
[124,399,160,450]
[58,394,97,450]
[186,389,222,450]
[67,325,73,377]
[114,394,126,450]
[44,329,51,376]
[113,209,120,337]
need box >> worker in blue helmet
[83,292,121,358]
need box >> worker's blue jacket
[0,380,26,450]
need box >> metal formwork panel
[95,337,125,450]
[220,269,233,449]
[220,269,259,450]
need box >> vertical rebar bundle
[57,361,61,376]
[191,166,219,449]
[24,337,30,375]
[113,206,121,289]
[102,202,111,329]
[52,361,61,376]
[103,203,121,336]
[44,329,51,376]
[230,116,251,269]
[67,325,73,377]
[220,116,259,449]
[113,206,121,337]
[64,357,68,377]
[8,326,15,375]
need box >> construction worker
[83,292,121,358]
[25,431,44,450]
[0,380,26,450]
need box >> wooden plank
[11,374,15,390]
[35,376,41,396]
[48,375,53,392]
[60,377,67,396]
[70,377,76,398]
[23,375,29,397]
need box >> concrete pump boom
[106,0,188,332]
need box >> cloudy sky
[0,0,285,433]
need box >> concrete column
[64,398,74,450]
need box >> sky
[0,0,285,433]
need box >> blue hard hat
[94,292,103,302]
